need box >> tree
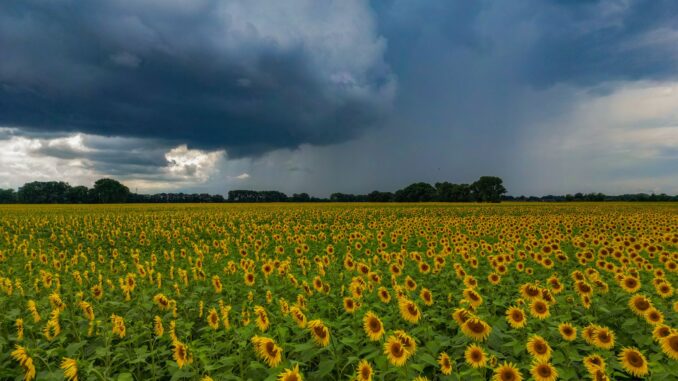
[68,185,91,203]
[0,188,17,203]
[394,182,437,202]
[18,181,71,203]
[435,182,472,202]
[470,176,506,203]
[290,193,311,202]
[91,178,130,203]
[366,191,394,202]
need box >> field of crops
[0,203,676,381]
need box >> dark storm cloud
[375,0,678,88]
[0,0,393,157]
[525,0,678,87]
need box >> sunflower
[530,361,557,381]
[582,324,598,345]
[656,281,673,298]
[520,283,542,300]
[582,354,605,374]
[91,284,104,300]
[652,324,672,343]
[644,307,664,325]
[377,287,391,303]
[11,345,36,381]
[211,275,222,293]
[463,288,483,308]
[526,335,552,362]
[308,319,330,347]
[404,276,417,291]
[153,316,164,337]
[110,314,125,338]
[620,275,641,293]
[27,300,40,323]
[420,288,433,306]
[394,330,417,355]
[278,364,303,381]
[362,311,385,341]
[254,306,270,332]
[488,273,501,285]
[355,359,373,381]
[628,294,653,316]
[461,318,492,341]
[173,340,191,369]
[529,299,550,320]
[78,301,94,321]
[398,298,421,324]
[452,307,473,326]
[60,358,78,381]
[207,308,220,330]
[464,344,488,368]
[244,272,255,286]
[506,307,527,329]
[344,297,359,314]
[592,327,615,350]
[16,319,24,341]
[153,294,171,310]
[660,333,678,360]
[288,307,307,329]
[574,281,593,296]
[251,335,283,367]
[438,352,453,375]
[618,347,648,378]
[384,335,409,366]
[558,323,577,341]
[492,361,522,381]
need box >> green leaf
[117,373,134,381]
[314,359,336,377]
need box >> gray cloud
[0,0,394,157]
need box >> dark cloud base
[0,0,392,157]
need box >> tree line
[504,193,678,202]
[0,176,675,204]
[0,176,507,204]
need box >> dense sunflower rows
[0,203,676,381]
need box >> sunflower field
[0,203,676,381]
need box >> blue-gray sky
[1,0,677,196]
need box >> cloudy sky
[1,0,677,196]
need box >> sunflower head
[464,343,488,368]
[277,364,303,381]
[526,335,552,362]
[558,322,577,341]
[660,333,678,360]
[506,307,527,329]
[438,352,453,375]
[462,318,492,341]
[618,347,649,378]
[383,335,409,367]
[530,361,557,381]
[362,311,385,341]
[492,361,522,381]
[355,360,373,381]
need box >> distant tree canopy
[1,175,677,204]
[0,188,18,204]
[394,182,437,202]
[470,176,507,203]
[18,181,72,204]
[3,179,225,204]
[227,190,288,202]
[91,178,130,203]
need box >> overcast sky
[1,0,677,196]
